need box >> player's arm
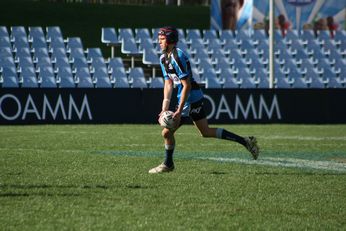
[162,78,173,111]
[175,77,191,118]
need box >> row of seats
[1,26,346,88]
[102,27,346,88]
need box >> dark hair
[158,26,179,44]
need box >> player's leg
[193,118,259,159]
[149,122,182,174]
[162,127,176,168]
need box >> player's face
[158,35,168,51]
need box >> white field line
[201,157,346,172]
[262,136,346,141]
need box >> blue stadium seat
[72,57,89,70]
[205,77,221,89]
[291,77,308,88]
[132,77,148,88]
[150,77,164,88]
[13,37,30,50]
[101,27,120,45]
[108,57,125,70]
[68,48,85,59]
[219,30,234,42]
[28,26,45,41]
[86,48,103,59]
[49,37,65,49]
[66,37,83,50]
[191,67,202,84]
[38,66,57,88]
[186,29,202,43]
[1,66,19,88]
[46,26,63,40]
[0,26,9,37]
[17,56,35,69]
[203,29,218,42]
[114,77,129,88]
[135,28,151,43]
[0,47,13,57]
[0,36,11,48]
[31,37,48,50]
[35,56,53,69]
[118,28,135,41]
[90,57,107,70]
[75,67,93,88]
[20,66,38,88]
[142,47,159,66]
[111,67,127,80]
[11,26,27,39]
[121,37,140,67]
[93,67,112,88]
[138,38,155,53]
[128,67,145,82]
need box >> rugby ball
[159,111,177,129]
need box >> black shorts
[178,99,206,126]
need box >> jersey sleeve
[174,49,190,80]
[159,54,169,80]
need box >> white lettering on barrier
[204,94,282,120]
[42,94,67,120]
[0,94,22,120]
[0,94,92,121]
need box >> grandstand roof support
[269,0,274,88]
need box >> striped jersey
[159,47,203,105]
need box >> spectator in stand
[277,14,291,37]
[327,16,338,39]
[313,18,327,37]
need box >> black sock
[216,128,247,146]
[164,144,175,167]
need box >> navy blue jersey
[159,47,203,107]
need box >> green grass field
[1,124,346,230]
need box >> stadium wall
[0,89,345,124]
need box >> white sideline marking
[202,157,346,172]
[262,136,346,141]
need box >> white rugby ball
[159,111,177,129]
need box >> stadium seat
[75,67,93,88]
[66,37,83,50]
[19,66,38,88]
[114,77,129,88]
[203,29,218,42]
[46,26,63,40]
[108,57,125,71]
[11,26,27,39]
[68,48,85,59]
[38,66,57,88]
[186,29,202,43]
[93,67,112,88]
[101,27,120,58]
[205,77,221,88]
[191,67,202,84]
[291,77,308,88]
[135,28,151,43]
[86,48,103,59]
[34,56,53,69]
[138,37,155,53]
[121,37,140,67]
[132,77,148,88]
[13,37,30,50]
[142,47,160,78]
[71,57,89,70]
[223,76,241,88]
[28,26,45,41]
[31,36,48,50]
[0,47,13,58]
[118,28,135,41]
[128,67,145,82]
[111,67,127,80]
[0,26,9,37]
[150,77,164,88]
[0,36,11,48]
[90,57,107,70]
[1,66,19,88]
[219,30,234,43]
[17,56,35,69]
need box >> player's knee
[162,129,172,139]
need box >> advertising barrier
[0,88,345,124]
